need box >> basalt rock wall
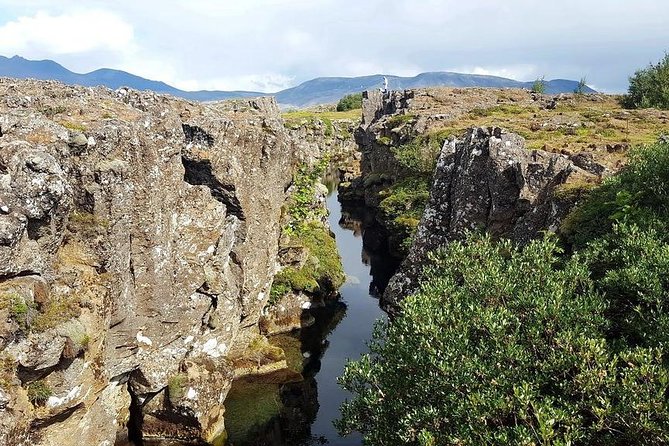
[0,79,297,445]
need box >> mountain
[0,56,261,101]
[0,55,596,107]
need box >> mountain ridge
[0,55,596,107]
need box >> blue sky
[0,0,667,92]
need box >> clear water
[304,190,392,445]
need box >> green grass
[282,109,361,130]
[0,292,29,331]
[59,121,87,132]
[423,95,666,166]
[26,380,52,406]
[386,114,415,128]
[31,297,81,332]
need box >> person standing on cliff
[383,76,389,93]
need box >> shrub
[585,222,669,348]
[26,380,52,405]
[561,139,669,248]
[574,77,588,95]
[531,76,546,94]
[622,53,669,109]
[391,139,440,177]
[336,93,363,112]
[379,178,431,253]
[337,234,669,445]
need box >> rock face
[0,79,297,445]
[383,126,594,311]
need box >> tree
[622,53,669,109]
[574,77,588,95]
[336,93,363,112]
[531,76,546,94]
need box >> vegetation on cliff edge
[270,158,345,304]
[338,139,669,445]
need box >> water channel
[222,184,400,446]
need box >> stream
[222,185,400,446]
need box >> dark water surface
[222,187,399,446]
[304,190,395,445]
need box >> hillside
[1,55,594,107]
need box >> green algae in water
[269,334,303,373]
[223,380,282,445]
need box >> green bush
[531,76,546,94]
[622,53,669,109]
[561,139,669,248]
[379,178,431,254]
[585,222,669,348]
[337,234,669,445]
[336,93,363,112]
[26,380,52,405]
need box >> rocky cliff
[0,79,299,445]
[383,126,596,311]
[346,88,639,312]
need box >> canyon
[0,79,665,446]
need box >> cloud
[174,73,295,93]
[0,1,667,93]
[450,65,540,82]
[0,10,134,55]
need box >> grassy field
[425,95,668,169]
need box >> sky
[0,1,667,93]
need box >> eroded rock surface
[0,79,297,445]
[383,127,594,311]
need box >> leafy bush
[379,178,431,254]
[561,139,669,248]
[531,76,546,94]
[337,234,669,445]
[391,141,439,177]
[622,53,669,109]
[26,380,52,405]
[585,222,669,348]
[336,93,363,112]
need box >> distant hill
[0,55,596,107]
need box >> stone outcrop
[383,127,595,311]
[0,79,298,445]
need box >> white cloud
[0,10,134,55]
[174,73,295,93]
[450,65,540,82]
[0,1,667,93]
